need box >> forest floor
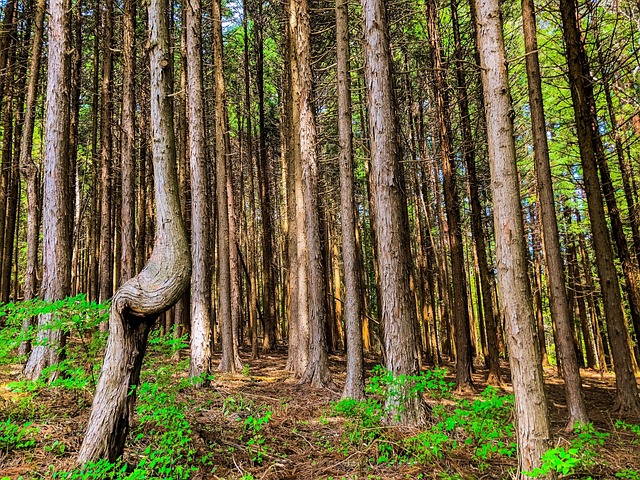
[1,331,640,480]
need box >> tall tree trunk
[291,0,332,387]
[336,0,364,400]
[77,0,191,459]
[120,0,136,283]
[450,0,501,384]
[474,0,555,474]
[559,0,640,413]
[425,0,473,391]
[18,0,45,355]
[99,0,114,304]
[186,0,212,385]
[213,0,242,373]
[360,0,427,425]
[23,0,72,383]
[253,2,278,353]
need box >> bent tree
[474,0,554,475]
[77,0,191,462]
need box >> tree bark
[77,0,191,460]
[474,0,555,474]
[425,0,473,391]
[120,0,136,283]
[559,0,640,413]
[186,0,212,384]
[336,0,364,400]
[18,0,45,355]
[291,0,332,387]
[360,0,427,426]
[213,0,242,373]
[522,0,589,426]
[23,0,72,383]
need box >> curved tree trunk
[77,0,191,461]
[474,0,555,474]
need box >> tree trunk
[336,0,364,400]
[291,0,332,387]
[77,0,191,460]
[18,0,45,355]
[186,0,212,384]
[425,0,473,391]
[474,0,555,474]
[213,0,242,373]
[254,2,278,353]
[120,0,136,283]
[360,0,427,426]
[559,0,640,413]
[23,0,72,382]
[98,0,113,305]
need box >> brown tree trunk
[120,0,136,283]
[475,0,555,473]
[451,0,501,384]
[425,0,472,391]
[213,0,242,373]
[360,0,427,425]
[187,0,212,384]
[24,0,72,382]
[77,0,191,459]
[253,2,277,353]
[98,0,113,304]
[559,0,640,413]
[18,0,45,355]
[292,0,332,387]
[336,0,364,401]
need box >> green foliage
[0,418,39,452]
[524,423,609,477]
[616,420,640,442]
[331,369,519,470]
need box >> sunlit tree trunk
[474,0,555,474]
[360,0,427,425]
[24,0,73,383]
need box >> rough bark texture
[254,3,277,353]
[336,0,364,400]
[98,0,114,304]
[23,0,72,382]
[425,0,473,392]
[213,0,242,374]
[474,0,555,475]
[522,0,589,428]
[293,0,332,388]
[120,0,136,283]
[285,0,310,376]
[186,0,212,384]
[559,0,640,413]
[18,0,45,356]
[77,0,191,460]
[360,0,427,426]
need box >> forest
[1,0,640,477]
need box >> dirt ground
[1,348,639,480]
